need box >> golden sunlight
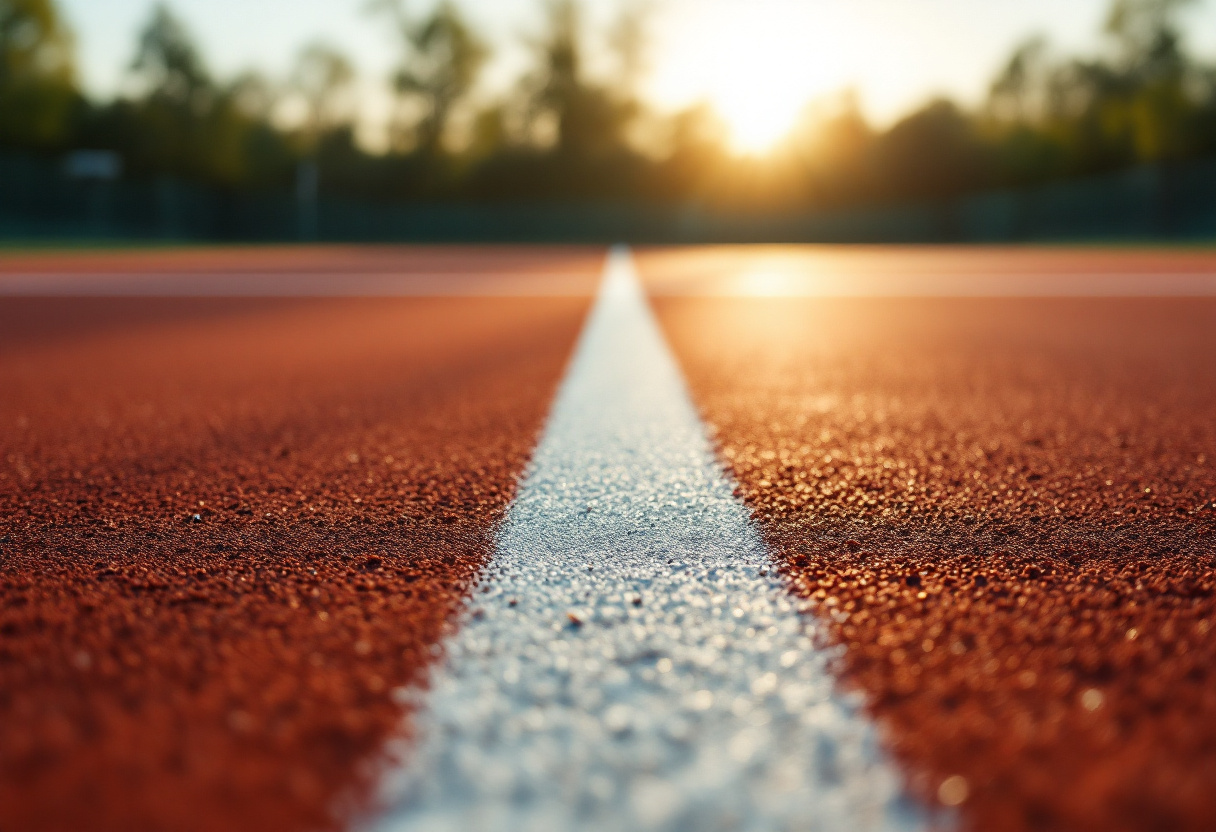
[649,1,855,155]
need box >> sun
[712,68,813,155]
[647,1,852,155]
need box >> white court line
[363,249,927,832]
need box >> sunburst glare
[648,1,852,154]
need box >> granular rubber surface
[638,244,1216,283]
[0,277,593,830]
[7,244,1216,832]
[0,245,603,275]
[653,284,1216,832]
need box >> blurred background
[5,0,1216,242]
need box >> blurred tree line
[3,0,1216,208]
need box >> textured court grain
[5,244,1215,832]
[648,252,1216,832]
[370,251,921,832]
[0,246,602,298]
[0,251,597,832]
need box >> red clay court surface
[0,249,599,832]
[3,245,1216,832]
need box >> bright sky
[60,0,1216,153]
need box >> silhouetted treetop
[6,0,1216,207]
[372,0,487,154]
[0,0,76,147]
[131,4,210,110]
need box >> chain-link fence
[3,153,1215,244]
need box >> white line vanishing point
[366,248,927,832]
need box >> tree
[989,36,1051,123]
[973,0,1216,179]
[227,70,277,120]
[524,0,635,157]
[1103,0,1201,160]
[0,0,72,83]
[654,102,729,201]
[607,0,650,98]
[789,92,877,206]
[0,0,77,149]
[130,3,210,110]
[1105,0,1197,76]
[291,42,355,145]
[876,99,991,199]
[97,3,297,187]
[372,0,487,154]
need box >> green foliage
[524,0,636,157]
[877,100,993,199]
[985,0,1215,182]
[0,0,77,148]
[292,43,355,145]
[1105,0,1196,71]
[0,0,72,82]
[373,0,486,155]
[130,3,209,108]
[7,0,1216,209]
[84,4,295,188]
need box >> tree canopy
[0,0,75,147]
[5,0,1216,208]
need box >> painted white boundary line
[364,248,926,832]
